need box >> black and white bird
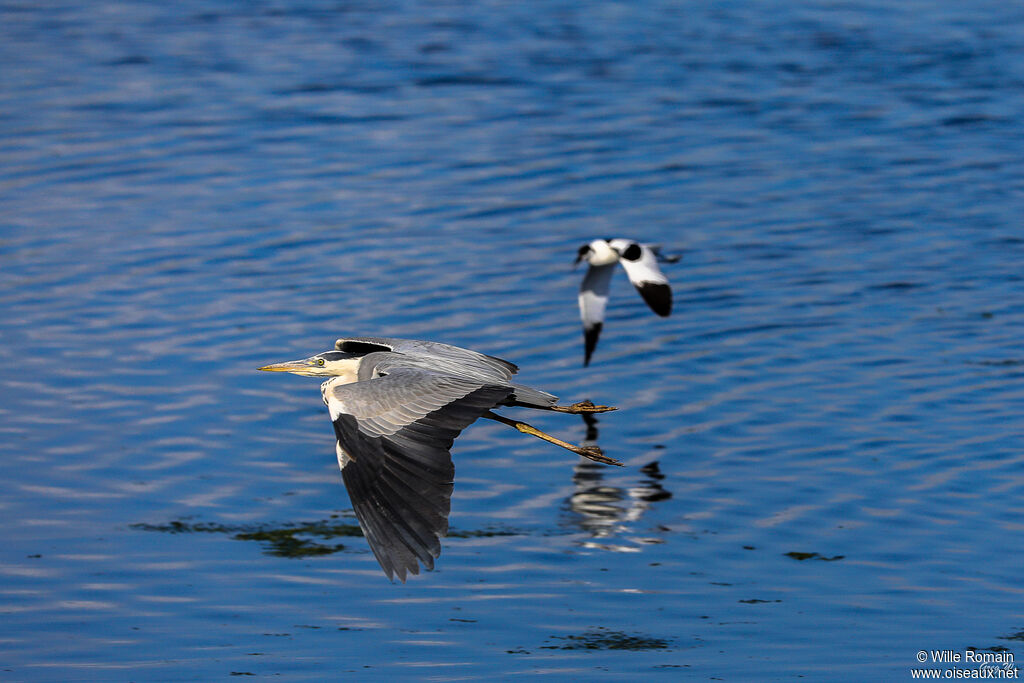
[259,336,618,582]
[574,238,679,366]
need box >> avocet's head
[258,350,361,377]
[575,238,619,267]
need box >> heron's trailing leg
[483,411,623,466]
[549,400,617,414]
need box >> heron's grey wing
[613,241,672,317]
[335,336,518,382]
[324,369,512,582]
[365,350,554,409]
[578,263,615,366]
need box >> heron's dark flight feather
[331,379,512,582]
[505,383,558,409]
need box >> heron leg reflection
[483,411,623,466]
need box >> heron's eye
[316,358,325,367]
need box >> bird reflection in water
[564,414,672,551]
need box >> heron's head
[258,350,361,377]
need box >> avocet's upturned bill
[575,238,679,366]
[259,336,619,582]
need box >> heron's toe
[577,445,624,467]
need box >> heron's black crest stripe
[583,322,603,367]
[337,340,393,355]
[620,242,643,261]
[636,282,672,317]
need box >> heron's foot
[576,445,624,467]
[551,400,617,414]
[483,411,622,466]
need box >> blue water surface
[1,1,1023,680]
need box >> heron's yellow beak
[258,358,319,373]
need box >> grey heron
[575,238,680,366]
[259,336,618,582]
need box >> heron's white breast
[321,365,361,421]
[335,441,352,469]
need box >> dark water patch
[419,42,451,55]
[784,552,845,562]
[275,82,396,95]
[257,109,406,126]
[856,357,908,368]
[446,527,522,539]
[233,528,348,558]
[739,599,782,604]
[986,236,1024,246]
[341,36,379,53]
[866,281,922,291]
[697,97,760,114]
[427,18,479,32]
[998,630,1024,642]
[941,114,1007,128]
[970,359,1024,367]
[132,519,526,556]
[414,75,531,88]
[539,627,672,651]
[130,519,361,558]
[106,55,151,66]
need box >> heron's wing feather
[615,242,672,317]
[324,369,511,582]
[578,263,615,366]
[336,336,518,380]
[507,383,558,409]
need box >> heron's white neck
[318,357,361,393]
